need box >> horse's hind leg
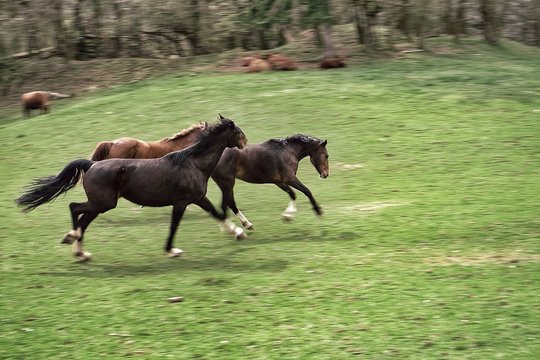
[63,200,114,260]
[62,202,87,244]
[288,178,323,216]
[72,212,99,261]
[276,183,297,221]
[213,176,251,235]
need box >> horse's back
[215,144,288,184]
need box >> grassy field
[1,39,539,359]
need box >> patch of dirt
[334,162,364,170]
[341,201,408,213]
[425,252,540,266]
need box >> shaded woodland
[1,0,538,61]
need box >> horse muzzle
[320,171,329,179]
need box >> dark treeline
[0,0,539,61]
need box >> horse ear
[218,114,225,120]
[322,139,327,147]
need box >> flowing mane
[166,119,235,165]
[265,134,324,147]
[164,122,207,142]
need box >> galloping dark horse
[17,116,247,260]
[211,134,329,235]
[90,122,208,161]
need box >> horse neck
[289,142,314,161]
[191,132,232,175]
[165,132,201,150]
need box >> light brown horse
[90,122,208,161]
[21,91,71,117]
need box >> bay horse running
[90,122,208,161]
[16,116,247,261]
[21,91,71,117]
[211,134,329,235]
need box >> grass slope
[1,39,539,359]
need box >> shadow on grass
[37,253,289,278]
[247,228,363,244]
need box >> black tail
[16,159,94,212]
[90,141,113,161]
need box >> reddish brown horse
[90,122,208,161]
[21,91,71,117]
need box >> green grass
[1,39,539,359]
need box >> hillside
[3,35,536,117]
[0,37,539,359]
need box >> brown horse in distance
[21,91,71,117]
[90,122,208,161]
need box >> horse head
[218,115,247,149]
[310,139,329,179]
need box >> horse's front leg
[223,189,253,231]
[165,203,188,257]
[195,197,247,240]
[213,176,250,237]
[276,183,297,221]
[288,178,323,216]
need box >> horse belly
[120,170,205,207]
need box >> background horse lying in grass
[90,122,208,161]
[17,116,247,261]
[211,134,329,236]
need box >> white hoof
[241,221,254,230]
[282,212,295,222]
[167,248,183,257]
[74,251,92,262]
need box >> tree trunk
[398,0,413,42]
[318,23,337,59]
[111,0,123,57]
[416,0,430,50]
[480,0,500,45]
[21,1,38,55]
[91,0,103,56]
[52,0,65,57]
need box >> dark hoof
[74,251,92,262]
[62,234,78,244]
[315,208,324,216]
[235,232,248,240]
